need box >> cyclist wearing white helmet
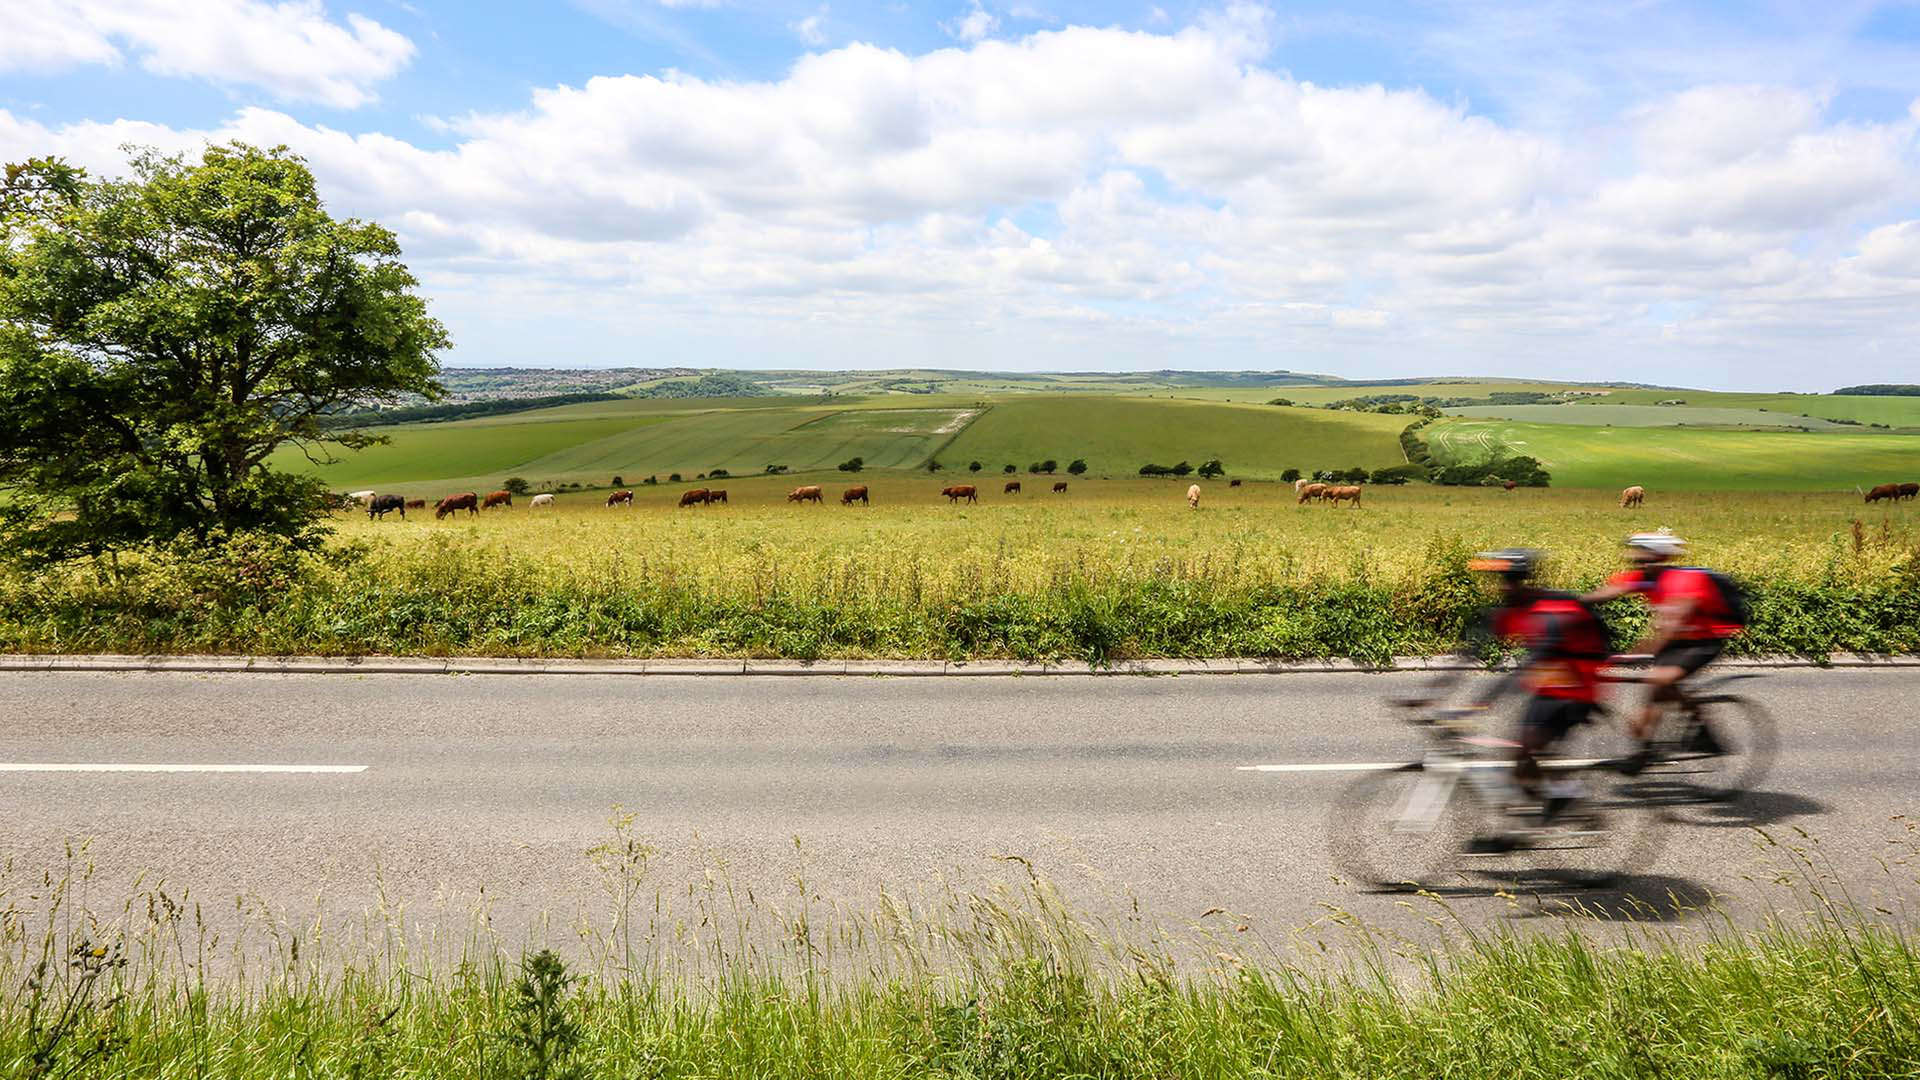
[1584,530,1748,772]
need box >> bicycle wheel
[1476,760,1666,890]
[1328,765,1483,891]
[1662,694,1778,801]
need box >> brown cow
[606,489,634,508]
[1326,485,1362,508]
[482,490,513,510]
[942,484,978,504]
[1865,483,1901,503]
[841,485,869,506]
[679,488,710,507]
[707,490,728,505]
[1297,483,1327,505]
[434,492,479,519]
[1052,481,1068,493]
[787,485,824,504]
[1899,482,1920,501]
[1620,485,1645,508]
[404,498,427,510]
[1005,481,1022,494]
[1502,480,1518,491]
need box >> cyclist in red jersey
[1408,549,1613,851]
[1583,531,1740,769]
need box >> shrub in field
[611,476,624,487]
[643,475,658,485]
[1370,464,1424,485]
[669,473,682,483]
[710,468,730,479]
[504,477,531,496]
[969,461,983,472]
[1067,459,1087,475]
[1198,459,1225,479]
[927,460,943,472]
[839,457,865,473]
[1281,468,1301,482]
[1004,465,1017,474]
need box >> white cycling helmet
[1625,530,1686,560]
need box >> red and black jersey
[1606,566,1744,640]
[1484,592,1611,702]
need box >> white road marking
[1238,758,1608,773]
[0,763,368,774]
[1237,763,1403,772]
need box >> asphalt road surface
[2,669,1914,955]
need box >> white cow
[1187,483,1202,509]
[530,493,556,509]
[346,490,375,504]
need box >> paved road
[2,669,1914,953]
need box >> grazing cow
[1900,482,1920,501]
[679,488,710,507]
[367,493,406,520]
[942,484,978,504]
[530,493,555,509]
[1620,485,1645,509]
[1297,483,1328,505]
[708,490,728,505]
[404,498,426,510]
[1052,481,1068,493]
[1503,480,1518,491]
[1293,478,1312,496]
[788,485,825,504]
[1865,483,1901,504]
[434,492,479,519]
[606,489,634,508]
[1005,481,1022,494]
[482,490,513,510]
[347,489,376,504]
[841,485,869,506]
[1326,485,1362,508]
[1187,484,1202,509]
[1229,479,1242,488]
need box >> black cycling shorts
[1519,697,1593,743]
[1654,638,1726,677]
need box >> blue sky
[4,0,1920,387]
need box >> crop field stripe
[923,403,990,468]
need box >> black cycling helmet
[1467,548,1542,581]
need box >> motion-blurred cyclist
[1582,531,1747,772]
[1405,548,1613,853]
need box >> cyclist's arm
[1640,593,1699,655]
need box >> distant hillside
[436,367,689,402]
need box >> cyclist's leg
[1522,698,1591,823]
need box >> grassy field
[274,394,1412,494]
[6,844,1916,1079]
[1427,419,1920,490]
[9,477,1916,661]
[1448,403,1854,430]
[937,396,1408,478]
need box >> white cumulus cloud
[0,0,414,107]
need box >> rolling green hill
[937,396,1407,478]
[1426,419,1920,490]
[276,392,1411,492]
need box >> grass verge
[4,833,1917,1078]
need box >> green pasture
[264,415,655,488]
[939,395,1408,477]
[1427,419,1920,490]
[1448,404,1850,429]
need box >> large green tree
[0,143,448,563]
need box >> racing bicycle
[1328,703,1666,892]
[1601,660,1778,802]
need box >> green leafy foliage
[0,145,447,564]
